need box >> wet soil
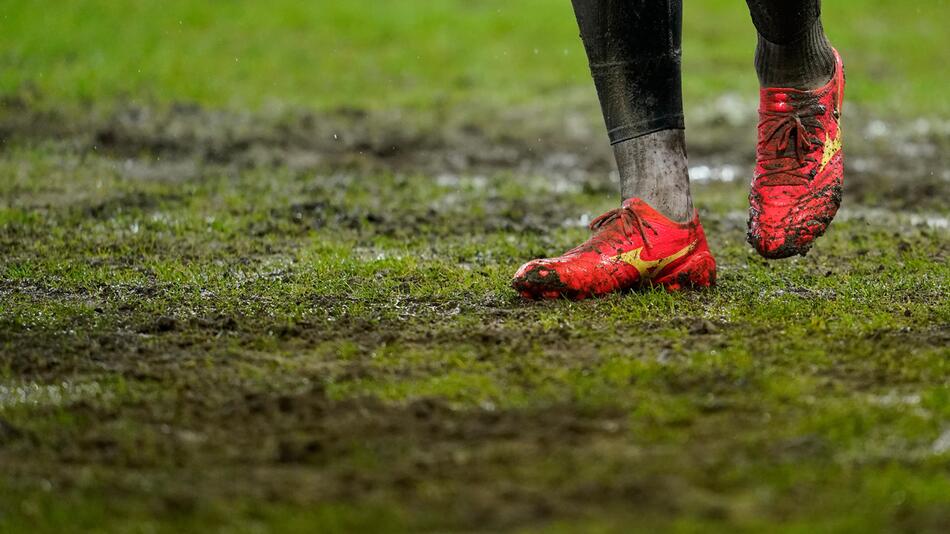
[1,95,947,210]
[1,95,948,531]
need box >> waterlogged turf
[1,0,949,532]
[0,103,948,532]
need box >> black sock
[746,0,835,89]
[755,19,835,89]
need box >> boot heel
[651,251,717,291]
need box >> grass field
[1,1,949,532]
[1,0,949,113]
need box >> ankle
[614,129,693,223]
[754,19,835,90]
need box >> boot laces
[588,204,657,250]
[757,93,826,187]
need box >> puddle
[0,380,110,409]
[1,97,946,211]
[866,392,922,407]
[932,429,950,455]
[839,208,950,230]
[690,163,742,183]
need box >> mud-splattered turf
[0,99,948,532]
[2,0,950,530]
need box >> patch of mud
[266,186,597,238]
[1,95,947,210]
[83,190,184,220]
[2,383,656,528]
[0,96,613,185]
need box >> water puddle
[932,429,950,455]
[0,380,110,409]
[690,164,742,183]
[839,208,949,230]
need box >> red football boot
[512,198,716,300]
[748,48,846,259]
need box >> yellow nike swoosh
[613,241,696,280]
[818,127,842,173]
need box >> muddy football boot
[748,48,846,259]
[512,198,716,300]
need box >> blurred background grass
[1,0,947,114]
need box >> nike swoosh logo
[818,127,842,173]
[612,241,696,280]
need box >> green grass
[1,0,948,113]
[1,1,949,531]
[0,140,948,531]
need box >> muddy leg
[571,0,693,222]
[745,0,835,89]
